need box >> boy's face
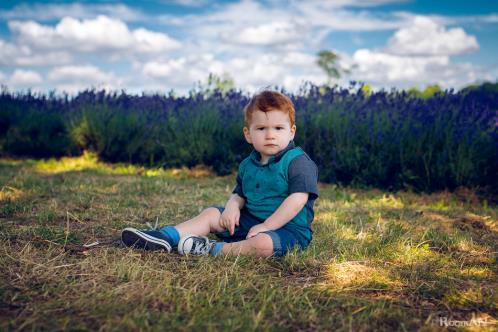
[243,109,296,163]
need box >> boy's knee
[202,207,223,231]
[202,207,221,219]
[247,233,273,257]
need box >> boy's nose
[266,130,275,139]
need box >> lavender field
[1,82,497,197]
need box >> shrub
[0,83,496,195]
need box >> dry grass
[1,153,497,331]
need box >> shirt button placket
[255,168,262,190]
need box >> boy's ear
[243,127,252,144]
[290,124,296,139]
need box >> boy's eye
[257,128,265,131]
[276,127,284,130]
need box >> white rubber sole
[177,234,194,255]
[177,234,215,255]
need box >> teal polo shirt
[233,141,319,243]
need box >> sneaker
[121,227,172,252]
[178,234,216,255]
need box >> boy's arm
[264,153,319,230]
[264,192,308,229]
[246,192,308,238]
[221,193,246,235]
[225,193,245,210]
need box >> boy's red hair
[244,90,295,127]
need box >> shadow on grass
[1,157,497,330]
[312,192,497,328]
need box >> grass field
[1,152,497,331]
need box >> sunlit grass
[461,266,493,279]
[1,155,497,331]
[0,185,26,201]
[32,151,214,179]
[322,261,404,292]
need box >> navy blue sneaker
[121,227,173,252]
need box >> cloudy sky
[1,0,497,94]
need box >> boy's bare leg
[174,207,225,238]
[221,233,273,257]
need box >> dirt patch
[63,235,122,256]
[454,213,496,234]
[417,211,497,242]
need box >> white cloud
[386,16,479,56]
[182,0,407,52]
[353,49,450,81]
[0,1,493,94]
[196,0,407,29]
[203,0,283,24]
[48,65,115,83]
[225,21,306,46]
[9,15,181,54]
[140,50,326,93]
[292,3,404,31]
[412,12,498,26]
[142,55,222,88]
[311,0,409,8]
[147,11,487,93]
[47,65,123,94]
[160,0,411,71]
[0,3,146,22]
[228,55,285,86]
[132,28,181,53]
[352,50,487,89]
[143,59,187,79]
[0,0,407,24]
[9,69,43,87]
[482,14,498,23]
[282,52,317,66]
[18,52,73,67]
[350,17,485,89]
[170,0,210,6]
[0,39,72,66]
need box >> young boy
[121,90,319,257]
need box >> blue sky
[0,0,497,94]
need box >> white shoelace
[192,236,213,255]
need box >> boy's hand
[220,205,240,236]
[246,224,271,239]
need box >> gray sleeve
[288,154,319,200]
[232,172,246,199]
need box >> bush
[0,83,496,195]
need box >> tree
[407,84,442,99]
[206,72,235,94]
[316,50,351,85]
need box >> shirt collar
[249,140,296,166]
